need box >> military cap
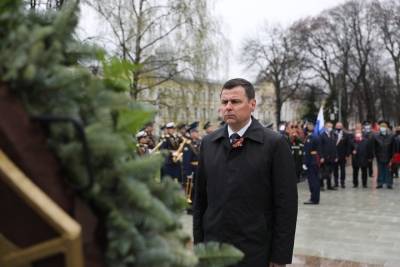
[136,130,147,139]
[203,121,211,130]
[166,122,176,129]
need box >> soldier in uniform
[303,122,321,204]
[143,122,156,149]
[160,122,182,182]
[183,122,201,208]
[136,130,150,156]
[203,121,216,135]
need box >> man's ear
[250,99,256,112]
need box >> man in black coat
[350,129,373,188]
[319,121,338,190]
[373,120,395,189]
[193,78,298,267]
[333,122,350,188]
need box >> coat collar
[211,117,264,144]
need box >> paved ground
[181,167,400,266]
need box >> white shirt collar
[228,118,252,138]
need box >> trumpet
[149,140,164,154]
[185,173,194,204]
[172,137,191,163]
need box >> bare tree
[85,0,224,100]
[241,25,306,127]
[372,0,400,121]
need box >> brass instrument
[172,137,191,163]
[185,172,194,204]
[149,139,164,154]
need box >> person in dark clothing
[303,122,321,204]
[362,121,374,177]
[350,129,373,188]
[182,122,201,206]
[373,121,395,189]
[289,129,304,182]
[333,122,350,188]
[193,78,298,267]
[160,122,183,182]
[391,126,400,178]
[319,121,338,190]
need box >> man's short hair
[221,78,255,100]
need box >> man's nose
[225,101,233,110]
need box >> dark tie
[230,133,241,144]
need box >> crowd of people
[134,118,400,206]
[281,120,400,205]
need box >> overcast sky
[214,0,347,80]
[78,0,348,81]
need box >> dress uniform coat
[193,119,298,267]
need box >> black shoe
[334,184,339,188]
[327,187,337,190]
[320,187,325,191]
[341,184,345,188]
[387,185,393,189]
[353,185,358,188]
[304,201,318,205]
[363,185,367,188]
[376,185,383,189]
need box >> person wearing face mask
[373,120,395,189]
[333,122,350,188]
[350,129,373,188]
[319,121,338,190]
[362,121,374,177]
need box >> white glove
[302,164,308,170]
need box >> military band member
[183,122,201,206]
[136,131,150,156]
[160,122,183,182]
[203,121,216,135]
[143,122,156,149]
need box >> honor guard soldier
[183,122,201,206]
[161,122,183,183]
[136,130,150,156]
[303,122,321,204]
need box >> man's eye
[221,100,228,105]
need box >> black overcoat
[319,132,338,163]
[193,119,298,267]
[350,138,373,167]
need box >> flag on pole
[313,105,324,136]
